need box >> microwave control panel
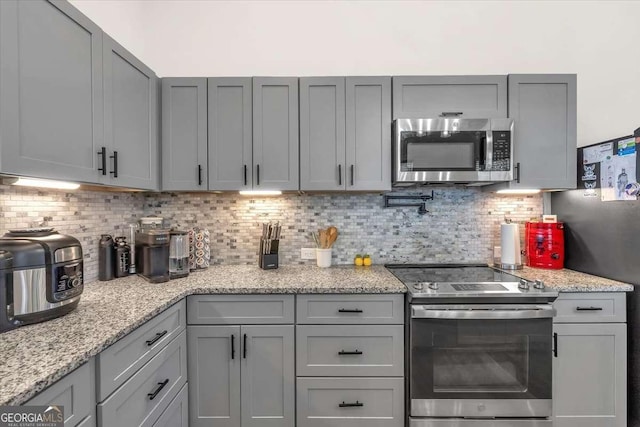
[491,131,511,171]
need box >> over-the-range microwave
[393,118,514,186]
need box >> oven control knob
[428,282,439,290]
[413,283,424,291]
[518,279,530,290]
[478,403,486,412]
[534,280,545,289]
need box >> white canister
[500,223,523,269]
[316,248,332,268]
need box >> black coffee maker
[135,230,170,283]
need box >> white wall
[71,0,640,147]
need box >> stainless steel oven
[393,118,514,185]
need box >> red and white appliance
[525,222,565,269]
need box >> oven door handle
[411,304,556,320]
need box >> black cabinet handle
[440,112,463,117]
[339,401,363,408]
[244,165,248,186]
[338,308,363,313]
[147,379,169,400]
[338,164,342,186]
[256,165,260,186]
[97,147,107,175]
[576,306,603,311]
[231,334,235,360]
[198,164,203,186]
[553,332,558,358]
[515,162,521,183]
[350,165,355,186]
[110,151,118,178]
[145,330,167,346]
[338,350,363,356]
[243,334,247,359]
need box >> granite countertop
[0,264,634,406]
[0,265,405,406]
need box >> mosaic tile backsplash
[0,185,542,283]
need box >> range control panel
[53,262,83,301]
[491,131,511,171]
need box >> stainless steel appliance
[386,264,557,427]
[0,228,83,333]
[393,118,514,185]
[169,230,189,279]
[135,230,170,283]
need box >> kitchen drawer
[153,382,188,427]
[97,300,186,401]
[26,358,95,427]
[297,325,404,376]
[554,293,626,323]
[410,420,552,426]
[98,330,187,427]
[76,415,96,427]
[297,377,404,427]
[296,294,404,324]
[187,294,294,324]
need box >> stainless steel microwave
[393,118,514,185]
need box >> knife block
[259,238,279,270]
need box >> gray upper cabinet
[103,35,158,190]
[300,76,391,192]
[252,77,299,191]
[0,0,104,183]
[300,77,346,191]
[162,78,208,191]
[392,75,507,119]
[501,74,577,190]
[553,323,627,427]
[346,77,391,191]
[208,78,253,191]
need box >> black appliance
[0,228,83,333]
[135,230,170,283]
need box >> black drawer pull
[110,151,118,178]
[97,147,107,175]
[147,379,169,400]
[244,165,248,186]
[553,332,558,358]
[338,349,363,356]
[338,164,342,186]
[576,306,603,311]
[350,164,355,186]
[231,334,235,360]
[338,308,363,313]
[243,333,247,359]
[440,112,463,117]
[256,164,260,186]
[198,164,203,186]
[339,401,363,408]
[145,330,167,346]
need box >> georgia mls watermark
[0,406,64,427]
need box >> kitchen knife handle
[110,151,118,178]
[256,164,260,186]
[97,147,107,175]
[338,349,363,355]
[576,306,603,311]
[231,334,235,359]
[338,164,342,186]
[350,165,355,186]
[244,165,248,186]
[147,379,169,400]
[198,164,203,186]
[145,330,167,346]
[339,401,364,408]
[243,333,247,359]
[553,332,558,357]
[515,162,521,183]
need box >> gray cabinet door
[508,74,577,190]
[188,325,241,427]
[153,383,188,427]
[241,325,295,427]
[392,75,507,119]
[103,34,158,190]
[553,323,626,427]
[0,0,103,183]
[252,77,299,191]
[300,77,346,191]
[346,77,392,191]
[208,78,253,191]
[162,78,208,191]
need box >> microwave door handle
[485,132,493,171]
[411,305,556,320]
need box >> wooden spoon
[327,226,338,248]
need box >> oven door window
[411,318,552,400]
[400,131,485,171]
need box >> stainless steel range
[386,264,558,427]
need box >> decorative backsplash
[0,185,542,283]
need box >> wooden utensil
[327,226,338,248]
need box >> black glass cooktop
[385,264,521,285]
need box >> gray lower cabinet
[296,294,404,325]
[102,34,158,190]
[208,78,253,191]
[252,77,299,191]
[25,358,96,427]
[188,324,295,427]
[392,75,508,119]
[553,323,627,427]
[162,77,208,191]
[153,383,189,427]
[296,377,404,427]
[300,77,391,192]
[187,294,295,325]
[0,0,104,183]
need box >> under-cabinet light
[496,189,541,195]
[7,177,80,190]
[239,190,282,196]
